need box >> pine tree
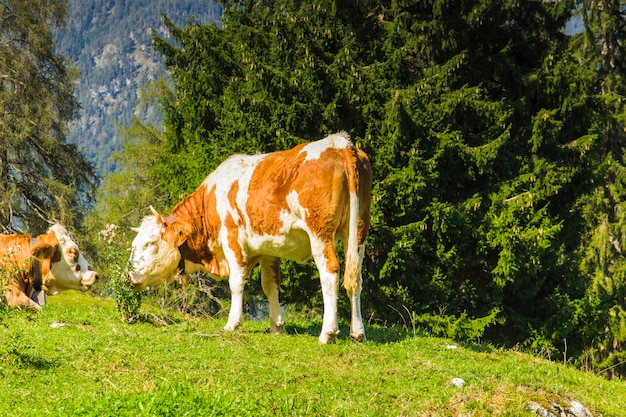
[570,0,626,376]
[0,0,96,232]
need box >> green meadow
[1,292,624,416]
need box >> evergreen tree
[570,0,626,376]
[0,0,96,232]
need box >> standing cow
[1,224,99,311]
[129,132,372,344]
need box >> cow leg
[4,288,43,312]
[225,269,246,331]
[346,244,366,342]
[260,256,284,334]
[312,240,340,344]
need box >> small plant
[107,260,144,322]
[99,224,145,322]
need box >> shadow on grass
[127,312,183,326]
[1,351,57,370]
[17,355,57,370]
[277,320,497,351]
[281,321,415,344]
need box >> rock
[451,377,465,388]
[527,400,593,417]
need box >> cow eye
[66,247,79,262]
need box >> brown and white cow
[1,224,98,311]
[129,132,372,343]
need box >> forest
[3,0,626,378]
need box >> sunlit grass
[1,291,624,416]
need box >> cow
[129,132,372,344]
[1,224,99,311]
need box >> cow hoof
[271,321,285,335]
[318,330,339,344]
[350,332,366,342]
[224,321,241,331]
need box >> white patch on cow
[299,132,352,162]
[202,153,266,193]
[129,216,181,289]
[45,224,98,294]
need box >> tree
[0,0,96,233]
[569,0,626,376]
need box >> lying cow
[129,132,372,343]
[1,224,98,311]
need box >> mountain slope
[55,0,221,175]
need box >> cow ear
[162,222,192,248]
[31,233,59,260]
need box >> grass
[1,291,625,416]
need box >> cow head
[31,224,99,295]
[128,207,192,290]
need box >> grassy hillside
[1,291,624,416]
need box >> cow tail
[343,145,364,294]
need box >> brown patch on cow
[66,247,79,263]
[0,233,58,310]
[162,222,193,249]
[245,142,309,237]
[352,147,372,246]
[166,183,231,279]
[228,180,247,230]
[40,258,52,279]
[31,231,60,260]
[228,180,239,209]
[224,212,245,268]
[30,231,61,279]
[323,244,341,275]
[0,234,33,280]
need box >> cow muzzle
[128,271,146,290]
[80,271,98,290]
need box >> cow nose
[81,271,98,287]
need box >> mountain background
[55,0,221,175]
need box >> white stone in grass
[451,377,465,388]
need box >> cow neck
[169,189,210,270]
[165,214,188,275]
[29,237,43,292]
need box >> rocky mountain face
[56,0,221,175]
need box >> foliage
[96,224,144,321]
[1,293,625,416]
[0,0,97,232]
